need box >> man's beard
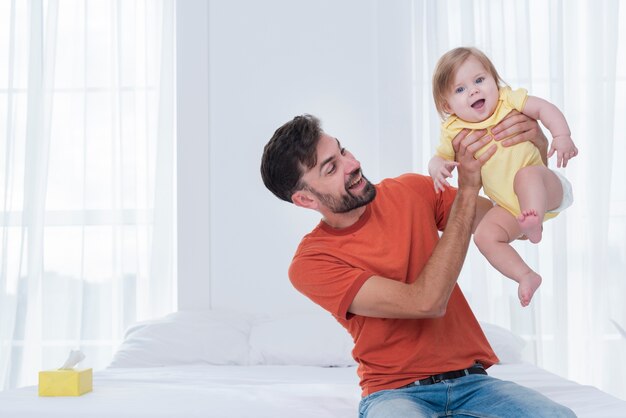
[307,173,377,214]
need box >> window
[0,0,176,390]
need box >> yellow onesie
[436,86,557,220]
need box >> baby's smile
[471,99,486,110]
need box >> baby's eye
[475,76,485,84]
[340,147,346,155]
[455,86,465,94]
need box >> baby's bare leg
[514,166,563,243]
[474,206,541,307]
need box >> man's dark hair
[261,114,322,202]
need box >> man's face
[298,133,376,214]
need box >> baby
[429,47,577,306]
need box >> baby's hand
[548,135,578,168]
[429,159,459,193]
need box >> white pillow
[108,310,252,368]
[479,322,526,364]
[249,312,356,367]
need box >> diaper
[548,170,573,213]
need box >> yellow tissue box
[38,368,93,396]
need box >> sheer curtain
[0,0,176,391]
[408,0,625,400]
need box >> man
[260,114,575,417]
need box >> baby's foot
[517,210,543,243]
[518,272,542,307]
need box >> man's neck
[321,206,367,229]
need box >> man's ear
[292,190,318,210]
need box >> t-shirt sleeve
[289,251,372,320]
[501,86,529,112]
[395,174,457,231]
[434,182,457,231]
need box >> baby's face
[443,55,499,122]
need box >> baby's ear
[442,101,453,115]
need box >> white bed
[1,310,624,417]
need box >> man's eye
[455,86,465,94]
[328,165,336,175]
[340,147,346,155]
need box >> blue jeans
[359,374,576,418]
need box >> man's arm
[348,130,497,319]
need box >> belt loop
[464,369,469,376]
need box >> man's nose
[344,154,360,173]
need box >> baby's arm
[428,155,459,193]
[522,96,578,168]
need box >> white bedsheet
[0,363,624,417]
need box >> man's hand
[491,110,549,165]
[491,110,546,147]
[452,129,496,192]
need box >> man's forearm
[410,187,478,314]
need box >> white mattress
[0,363,624,418]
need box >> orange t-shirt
[289,174,498,396]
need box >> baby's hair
[432,47,505,120]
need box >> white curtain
[408,0,625,400]
[0,0,176,391]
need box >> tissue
[60,350,86,369]
[39,350,93,396]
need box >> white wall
[177,0,417,314]
[177,0,211,311]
